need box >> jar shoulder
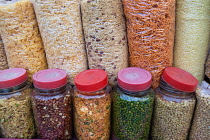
[0,84,31,100]
[155,87,196,103]
[32,85,72,101]
[73,85,112,99]
[114,87,154,102]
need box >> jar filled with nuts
[74,69,111,140]
[151,67,198,140]
[0,68,35,139]
[31,69,72,140]
[112,67,154,140]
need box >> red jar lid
[118,67,152,91]
[0,68,27,88]
[74,69,108,92]
[162,67,198,92]
[33,69,67,89]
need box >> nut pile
[122,0,175,88]
[74,88,111,140]
[0,36,8,70]
[189,81,210,140]
[0,0,47,81]
[151,90,196,140]
[31,0,87,84]
[81,0,128,85]
[174,0,210,82]
[112,88,154,140]
[0,87,36,138]
[31,88,72,140]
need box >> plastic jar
[31,69,72,140]
[74,69,111,140]
[151,67,198,140]
[189,81,210,140]
[112,67,154,140]
[0,68,35,138]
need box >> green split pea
[112,87,154,140]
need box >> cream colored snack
[189,81,210,140]
[81,0,128,85]
[32,0,87,84]
[174,0,210,82]
[0,0,48,81]
[0,36,8,70]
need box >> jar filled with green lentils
[74,69,111,140]
[151,67,198,140]
[112,67,154,140]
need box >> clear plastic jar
[0,68,35,138]
[151,67,198,140]
[74,69,111,140]
[189,81,210,140]
[112,67,154,140]
[31,69,72,140]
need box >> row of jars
[0,66,208,140]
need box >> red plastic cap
[33,69,67,89]
[0,68,27,88]
[162,67,198,92]
[74,69,108,92]
[118,67,152,91]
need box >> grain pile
[174,0,210,82]
[122,0,175,88]
[32,0,87,84]
[0,36,8,70]
[189,81,210,140]
[81,0,128,85]
[0,0,47,81]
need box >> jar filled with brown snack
[31,69,72,140]
[74,69,111,140]
[189,81,210,140]
[151,67,198,140]
[0,68,35,139]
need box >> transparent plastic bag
[32,0,87,85]
[189,81,210,139]
[122,0,175,89]
[174,0,210,83]
[0,0,48,81]
[81,0,128,85]
[0,36,8,70]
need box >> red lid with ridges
[74,69,108,92]
[162,67,198,92]
[0,68,27,88]
[118,67,152,91]
[33,69,67,89]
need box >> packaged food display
[31,69,73,140]
[189,81,210,140]
[0,68,35,139]
[205,49,210,79]
[174,0,210,82]
[151,67,198,140]
[32,0,87,85]
[74,69,111,140]
[0,36,8,70]
[112,67,154,140]
[122,0,175,88]
[81,0,128,85]
[0,0,48,81]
